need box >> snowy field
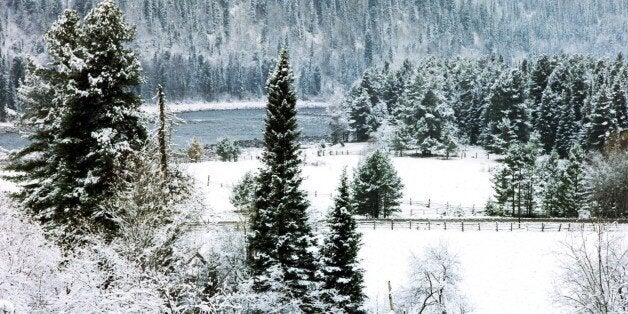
[142,100,328,114]
[359,228,601,313]
[185,141,627,313]
[185,142,498,221]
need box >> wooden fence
[195,218,628,233]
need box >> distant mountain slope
[1,0,627,104]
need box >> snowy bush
[586,150,628,218]
[230,171,257,213]
[0,195,163,312]
[187,138,205,162]
[554,225,628,312]
[396,242,470,314]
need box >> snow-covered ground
[184,142,498,221]
[142,100,328,114]
[360,229,583,313]
[186,141,623,313]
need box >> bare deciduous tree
[397,242,470,314]
[554,224,628,313]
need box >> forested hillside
[1,0,628,121]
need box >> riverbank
[142,100,329,114]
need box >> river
[0,107,330,150]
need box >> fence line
[204,179,481,216]
[194,218,628,233]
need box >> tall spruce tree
[611,81,627,129]
[8,2,147,240]
[559,144,587,217]
[247,49,318,310]
[540,150,562,217]
[585,84,617,150]
[319,169,366,313]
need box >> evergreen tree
[319,169,366,313]
[559,144,587,217]
[491,117,516,154]
[540,150,562,217]
[536,87,561,151]
[497,141,538,217]
[585,84,617,150]
[487,164,512,216]
[8,2,147,239]
[348,88,374,142]
[352,150,403,218]
[5,60,61,221]
[610,81,627,129]
[247,49,318,310]
[529,55,554,115]
[554,94,577,158]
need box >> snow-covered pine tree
[348,87,376,142]
[554,93,578,158]
[487,164,512,216]
[528,55,555,120]
[501,141,537,217]
[536,87,561,152]
[521,134,543,216]
[585,84,617,150]
[247,49,318,310]
[319,169,366,313]
[559,144,587,217]
[415,89,442,155]
[352,150,403,218]
[8,2,148,239]
[348,70,381,142]
[5,60,61,218]
[610,81,627,129]
[539,150,562,217]
[53,1,147,236]
[491,117,517,154]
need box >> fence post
[444,221,447,230]
[409,221,412,229]
[409,198,412,205]
[495,222,499,232]
[428,220,431,230]
[315,191,317,197]
[558,223,562,232]
[391,220,394,230]
[478,222,481,231]
[461,221,464,232]
[541,223,545,232]
[427,199,431,208]
[207,175,210,186]
[567,223,570,231]
[410,208,413,216]
[373,221,376,230]
[510,223,513,231]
